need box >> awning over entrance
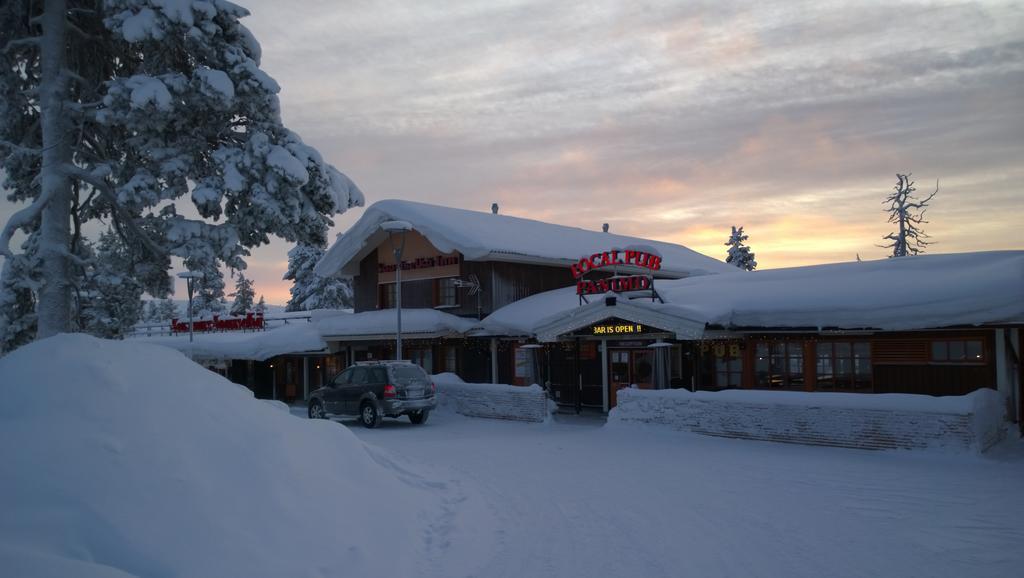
[532,297,706,342]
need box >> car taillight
[430,382,436,394]
[383,384,396,398]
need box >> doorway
[608,349,654,408]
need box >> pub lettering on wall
[377,254,460,274]
[572,249,661,296]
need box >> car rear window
[391,365,428,384]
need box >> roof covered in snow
[133,322,327,361]
[316,308,476,340]
[315,199,736,278]
[482,251,1024,338]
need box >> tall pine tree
[229,271,255,316]
[0,0,363,341]
[724,226,757,271]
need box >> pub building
[303,199,1023,429]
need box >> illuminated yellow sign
[592,323,645,336]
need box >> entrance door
[608,349,656,408]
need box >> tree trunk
[36,0,73,338]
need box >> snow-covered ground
[330,410,1024,578]
[2,335,1022,578]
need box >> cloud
[2,0,1022,300]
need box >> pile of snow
[432,373,550,423]
[0,334,442,577]
[610,387,1008,452]
[315,199,735,278]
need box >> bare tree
[880,174,937,257]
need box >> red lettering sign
[576,275,652,296]
[571,249,661,279]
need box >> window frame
[815,340,872,392]
[378,283,396,309]
[929,338,985,364]
[434,277,459,309]
[754,340,804,389]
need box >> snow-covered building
[308,200,1022,428]
[144,200,1023,433]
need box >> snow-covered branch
[0,187,58,258]
[60,164,167,259]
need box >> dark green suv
[307,361,436,428]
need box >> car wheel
[408,410,430,425]
[308,399,326,419]
[360,401,382,428]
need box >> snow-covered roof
[133,322,327,361]
[316,308,476,340]
[481,251,1024,338]
[315,199,736,278]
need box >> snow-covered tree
[77,230,144,338]
[154,298,181,322]
[229,271,255,316]
[881,174,937,258]
[724,226,757,271]
[0,0,363,340]
[284,242,353,311]
[255,294,266,315]
[185,258,226,318]
[0,233,42,354]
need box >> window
[816,341,871,391]
[348,367,367,385]
[443,347,458,373]
[378,283,396,309]
[435,277,458,308]
[755,341,804,388]
[931,339,984,363]
[714,355,742,388]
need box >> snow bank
[0,334,443,578]
[433,373,549,423]
[609,387,1008,452]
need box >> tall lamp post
[380,220,412,360]
[177,270,204,360]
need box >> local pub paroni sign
[572,249,662,296]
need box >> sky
[3,0,1023,305]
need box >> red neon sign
[570,249,661,279]
[577,275,651,295]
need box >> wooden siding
[354,248,379,313]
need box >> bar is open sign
[592,322,645,336]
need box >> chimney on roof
[602,223,609,233]
[491,203,499,215]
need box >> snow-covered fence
[433,374,549,423]
[610,388,1007,452]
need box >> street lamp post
[380,220,412,360]
[177,271,204,360]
